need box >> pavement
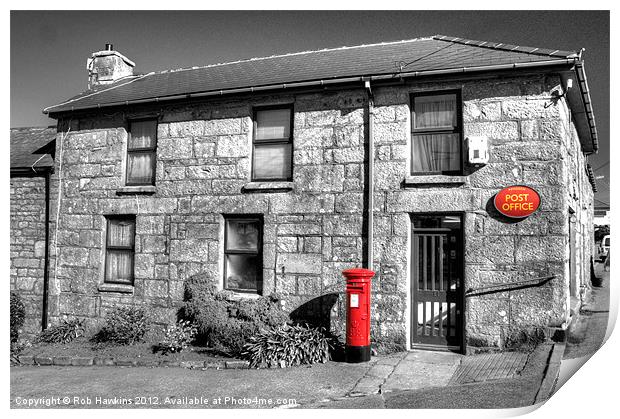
[305,342,556,409]
[11,361,370,409]
[564,263,610,359]
[556,265,610,391]
[11,342,557,409]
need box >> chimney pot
[105,43,113,51]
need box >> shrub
[504,326,547,351]
[93,305,149,345]
[10,292,25,343]
[37,318,85,344]
[180,278,289,356]
[242,324,332,368]
[155,320,198,355]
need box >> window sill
[116,185,157,195]
[98,283,134,294]
[403,175,468,187]
[242,181,294,193]
[224,291,261,300]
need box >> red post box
[343,268,374,363]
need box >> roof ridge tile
[432,34,578,58]
[160,36,435,75]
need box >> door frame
[568,207,577,298]
[409,212,466,354]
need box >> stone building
[10,127,56,337]
[36,36,599,353]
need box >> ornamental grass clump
[37,318,85,344]
[242,324,332,368]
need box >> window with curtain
[126,119,157,185]
[411,92,462,174]
[224,217,263,293]
[104,216,136,285]
[252,107,293,181]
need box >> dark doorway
[411,214,464,352]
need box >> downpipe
[364,80,374,271]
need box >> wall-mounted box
[466,136,489,165]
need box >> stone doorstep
[18,355,247,370]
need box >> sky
[10,10,610,204]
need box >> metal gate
[411,214,464,352]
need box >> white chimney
[87,44,135,89]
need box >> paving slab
[350,376,383,395]
[375,354,406,366]
[383,361,460,392]
[365,364,394,378]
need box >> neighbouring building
[10,127,56,337]
[594,205,610,227]
[30,36,599,353]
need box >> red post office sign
[494,185,541,218]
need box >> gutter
[573,61,599,153]
[44,58,578,115]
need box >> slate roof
[43,35,579,114]
[10,127,56,170]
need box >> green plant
[93,305,149,345]
[37,318,85,344]
[10,292,25,344]
[180,279,289,356]
[242,324,332,368]
[156,320,198,355]
[504,326,547,351]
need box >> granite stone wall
[46,73,595,351]
[370,74,593,349]
[47,90,368,331]
[10,176,47,337]
[558,93,595,313]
